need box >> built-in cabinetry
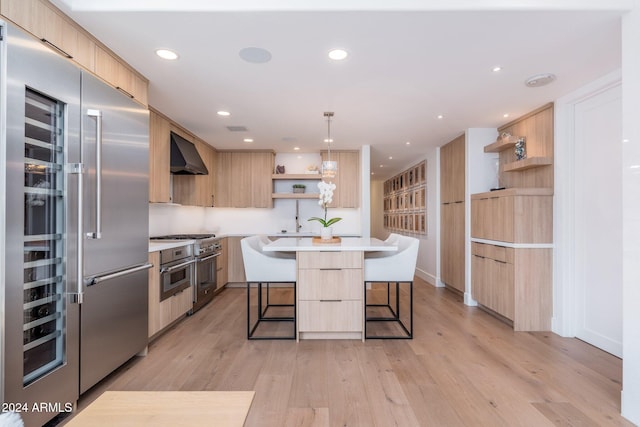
[470,103,554,331]
[148,109,171,203]
[320,150,360,208]
[215,152,274,208]
[148,251,193,339]
[216,238,228,287]
[1,0,148,105]
[383,160,427,235]
[440,136,465,293]
[297,251,364,340]
[226,236,247,283]
[173,133,217,207]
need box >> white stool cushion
[364,235,419,282]
[241,235,296,282]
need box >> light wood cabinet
[440,135,465,292]
[440,134,465,203]
[227,236,246,283]
[440,202,465,292]
[216,151,274,208]
[173,137,216,207]
[471,243,551,331]
[297,251,363,339]
[470,188,553,243]
[1,0,148,105]
[216,238,228,287]
[148,251,193,339]
[321,150,360,208]
[148,109,172,203]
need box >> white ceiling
[51,1,624,179]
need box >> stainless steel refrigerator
[1,21,150,426]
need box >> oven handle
[197,253,221,263]
[160,259,196,274]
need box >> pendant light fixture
[322,111,338,179]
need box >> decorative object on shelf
[321,112,337,179]
[275,165,285,174]
[308,181,341,240]
[305,165,319,174]
[515,137,527,160]
[292,184,306,193]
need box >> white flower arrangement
[308,181,342,227]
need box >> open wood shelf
[503,156,553,172]
[272,174,322,180]
[272,193,320,199]
[484,135,522,153]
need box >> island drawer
[297,251,362,269]
[298,269,363,300]
[298,300,362,332]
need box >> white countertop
[262,237,397,252]
[149,240,195,252]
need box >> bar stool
[241,235,296,339]
[364,234,419,339]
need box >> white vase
[320,227,333,241]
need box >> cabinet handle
[115,86,135,99]
[494,259,507,264]
[319,268,342,271]
[473,254,485,259]
[41,38,73,58]
[320,299,341,302]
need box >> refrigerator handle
[69,162,85,304]
[85,263,153,286]
[87,108,103,239]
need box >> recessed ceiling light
[243,138,253,143]
[379,165,384,168]
[623,139,630,143]
[492,66,502,72]
[437,115,444,119]
[405,141,411,145]
[324,138,334,143]
[293,147,300,151]
[239,47,272,64]
[217,111,231,117]
[388,156,393,160]
[371,172,375,175]
[503,113,510,118]
[155,49,178,60]
[630,165,640,169]
[328,49,348,61]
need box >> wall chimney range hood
[170,131,208,175]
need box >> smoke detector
[525,73,556,87]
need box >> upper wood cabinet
[148,109,171,203]
[173,136,217,207]
[1,0,148,105]
[216,151,274,208]
[320,150,360,208]
[440,134,465,203]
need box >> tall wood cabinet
[470,103,554,331]
[440,135,465,293]
[148,109,171,203]
[1,0,148,105]
[215,151,274,208]
[320,150,360,208]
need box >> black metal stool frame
[364,281,413,339]
[247,281,296,340]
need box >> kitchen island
[263,237,396,340]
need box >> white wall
[621,1,640,422]
[412,150,439,286]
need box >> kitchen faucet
[295,200,302,232]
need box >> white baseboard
[415,268,441,287]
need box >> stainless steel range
[151,234,222,312]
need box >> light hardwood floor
[63,278,632,426]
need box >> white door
[573,84,622,357]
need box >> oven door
[160,258,194,301]
[196,253,220,300]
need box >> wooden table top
[65,391,255,427]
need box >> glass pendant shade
[322,160,337,179]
